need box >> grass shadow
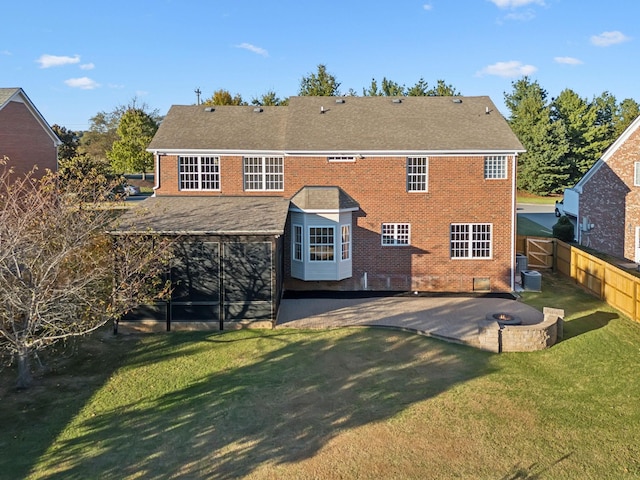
[29,329,494,479]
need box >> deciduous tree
[108,108,159,179]
[203,89,246,106]
[299,64,340,96]
[0,159,173,389]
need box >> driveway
[517,203,557,232]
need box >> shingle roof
[148,105,288,151]
[290,186,360,211]
[112,196,291,235]
[148,96,524,154]
[0,88,20,108]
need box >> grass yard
[1,274,640,479]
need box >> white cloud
[489,0,544,7]
[590,31,630,47]
[64,77,100,90]
[37,54,80,68]
[554,56,583,65]
[235,42,269,57]
[80,63,95,70]
[476,60,537,77]
[423,3,433,10]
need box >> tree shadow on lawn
[36,329,495,479]
[563,311,619,339]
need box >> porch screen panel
[170,241,220,322]
[223,242,272,321]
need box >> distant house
[0,88,60,177]
[560,115,640,261]
[116,96,524,330]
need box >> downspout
[153,152,161,195]
[510,152,518,292]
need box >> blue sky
[3,0,637,130]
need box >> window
[309,227,334,262]
[635,162,640,186]
[179,156,220,191]
[382,223,410,246]
[484,156,507,179]
[407,157,428,192]
[328,156,356,163]
[243,156,284,191]
[293,225,303,261]
[450,223,492,259]
[341,225,351,260]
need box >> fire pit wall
[477,307,564,353]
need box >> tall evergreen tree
[505,77,569,195]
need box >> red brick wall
[155,153,515,292]
[0,101,58,178]
[579,126,640,260]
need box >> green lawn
[2,274,640,479]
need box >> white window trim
[407,157,428,192]
[293,224,303,262]
[450,223,493,259]
[341,224,351,261]
[381,223,411,246]
[243,156,284,191]
[484,155,507,180]
[634,162,640,187]
[308,226,336,263]
[178,155,220,191]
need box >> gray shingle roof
[112,196,291,235]
[0,88,22,109]
[148,96,524,154]
[290,186,360,211]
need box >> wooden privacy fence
[518,235,640,323]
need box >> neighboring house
[116,96,524,330]
[560,114,640,261]
[0,88,60,177]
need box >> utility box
[521,270,542,291]
[516,254,528,275]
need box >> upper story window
[450,223,492,259]
[243,156,284,191]
[484,155,507,179]
[634,162,640,186]
[179,156,220,191]
[382,223,410,246]
[407,157,428,192]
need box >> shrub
[553,215,575,242]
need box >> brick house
[116,96,524,330]
[0,88,60,177]
[561,115,640,261]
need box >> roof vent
[204,107,215,112]
[335,98,345,104]
[253,107,263,113]
[392,98,403,104]
[452,98,462,104]
[320,106,326,114]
